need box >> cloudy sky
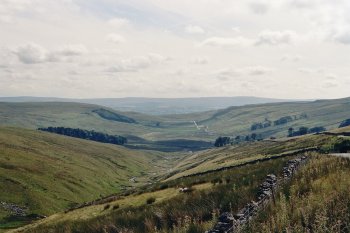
[1,0,350,99]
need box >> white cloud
[216,68,242,81]
[14,43,47,64]
[249,1,270,14]
[108,17,130,28]
[190,57,209,65]
[298,68,323,74]
[243,66,272,75]
[232,27,241,33]
[332,28,350,44]
[199,36,253,47]
[185,25,205,34]
[0,47,16,68]
[106,34,125,44]
[281,54,302,62]
[2,0,350,99]
[255,30,298,46]
[106,54,168,73]
[289,0,316,9]
[14,43,88,64]
[322,74,339,88]
[215,65,272,81]
[53,44,88,56]
[47,44,88,62]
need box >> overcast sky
[1,0,350,99]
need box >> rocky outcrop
[0,201,27,216]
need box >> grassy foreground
[9,154,300,233]
[247,155,350,233]
[0,127,178,231]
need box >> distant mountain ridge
[0,96,303,115]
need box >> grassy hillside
[0,127,179,231]
[247,155,350,233]
[0,102,211,151]
[0,96,295,115]
[164,97,350,139]
[9,153,297,233]
[0,102,160,138]
[8,131,347,233]
[164,134,337,180]
[1,98,350,144]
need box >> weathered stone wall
[207,155,308,233]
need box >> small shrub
[146,197,156,205]
[159,184,169,190]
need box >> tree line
[38,127,127,145]
[339,119,350,128]
[251,113,308,131]
[214,133,263,147]
[288,126,326,137]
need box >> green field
[1,98,350,232]
[164,134,336,180]
[9,153,298,233]
[247,155,350,232]
[1,98,350,145]
[0,127,182,231]
[5,128,348,232]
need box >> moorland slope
[0,127,178,230]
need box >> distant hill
[0,96,298,115]
[0,127,174,229]
[0,97,350,144]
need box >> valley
[3,1,350,232]
[0,98,350,232]
[0,127,181,231]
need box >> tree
[251,133,257,141]
[288,127,294,137]
[214,136,231,147]
[298,127,309,135]
[339,119,350,128]
[308,126,326,134]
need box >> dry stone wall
[207,155,308,233]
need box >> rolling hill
[1,97,350,144]
[0,127,180,231]
[0,96,296,115]
[8,130,350,233]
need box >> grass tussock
[15,155,296,233]
[246,155,350,233]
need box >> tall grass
[246,154,350,233]
[20,156,295,233]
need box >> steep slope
[0,127,177,230]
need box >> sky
[1,0,350,99]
